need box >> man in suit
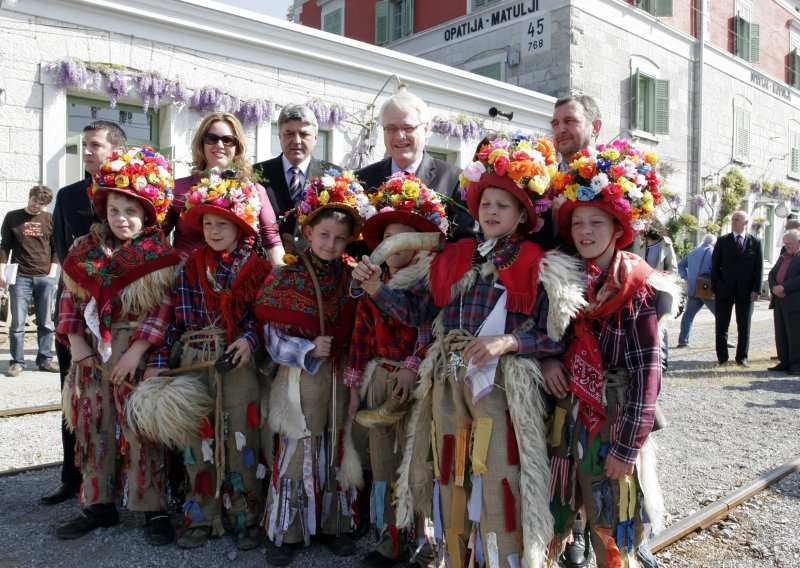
[254,104,337,239]
[711,210,763,367]
[355,89,474,249]
[42,121,127,505]
[768,229,800,375]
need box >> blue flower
[638,163,652,174]
[596,158,611,172]
[577,185,596,201]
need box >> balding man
[768,229,800,375]
[677,234,717,347]
[711,211,763,366]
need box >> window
[426,150,456,164]
[323,7,343,35]
[632,71,669,135]
[790,130,800,178]
[471,62,502,80]
[790,34,800,89]
[733,1,759,63]
[636,0,673,17]
[733,103,750,163]
[472,0,500,10]
[66,96,161,183]
[375,0,413,44]
[270,124,330,162]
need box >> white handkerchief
[201,439,214,463]
[83,297,112,362]
[235,431,246,451]
[256,463,267,479]
[465,286,506,403]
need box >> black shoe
[55,504,119,539]
[736,359,749,368]
[717,360,728,366]
[768,364,788,372]
[564,530,589,568]
[322,534,356,556]
[40,482,79,505]
[727,342,735,348]
[675,343,688,349]
[265,540,297,566]
[145,511,174,546]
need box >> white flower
[130,159,144,167]
[462,161,486,182]
[590,173,609,193]
[636,174,646,186]
[631,218,647,232]
[320,175,336,187]
[627,186,643,200]
[109,159,126,172]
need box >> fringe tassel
[194,471,213,497]
[247,402,259,429]
[440,434,455,486]
[199,417,213,439]
[506,410,520,466]
[502,478,516,533]
[390,524,400,557]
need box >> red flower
[604,183,622,201]
[420,200,435,213]
[493,156,510,176]
[398,199,416,211]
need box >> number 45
[527,18,544,36]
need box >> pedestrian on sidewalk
[677,234,717,347]
[768,229,800,375]
[0,184,59,377]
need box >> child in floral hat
[55,146,180,544]
[255,170,370,566]
[148,167,272,551]
[344,172,448,567]
[542,140,679,568]
[353,136,586,567]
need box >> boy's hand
[226,338,252,368]
[604,454,634,480]
[312,336,332,358]
[348,387,361,422]
[389,368,416,404]
[541,357,570,399]
[462,334,518,369]
[353,256,381,294]
[110,350,142,385]
[69,336,97,369]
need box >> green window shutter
[471,62,501,80]
[402,0,414,38]
[633,69,641,131]
[473,0,488,9]
[655,0,673,17]
[375,1,389,44]
[793,50,800,89]
[324,8,343,35]
[654,79,670,135]
[734,106,750,162]
[735,15,750,60]
[750,22,760,63]
[791,132,800,175]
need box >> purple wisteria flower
[172,81,190,106]
[791,194,800,208]
[105,70,130,108]
[692,195,706,208]
[132,72,169,113]
[235,99,275,127]
[431,115,485,141]
[667,193,682,207]
[51,60,89,88]
[749,182,762,194]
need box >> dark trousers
[715,297,754,363]
[773,298,800,372]
[55,334,81,486]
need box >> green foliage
[718,191,742,222]
[702,219,722,235]
[720,168,748,196]
[674,239,695,258]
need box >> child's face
[570,205,622,262]
[382,223,417,270]
[478,187,527,239]
[303,217,353,261]
[106,192,146,241]
[202,214,239,252]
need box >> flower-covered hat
[460,135,558,233]
[90,146,174,225]
[183,167,261,238]
[552,139,663,249]
[361,172,449,250]
[296,170,370,237]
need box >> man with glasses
[41,121,127,506]
[254,104,337,238]
[356,89,474,245]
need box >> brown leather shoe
[355,397,412,428]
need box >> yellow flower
[600,148,620,161]
[318,190,330,205]
[402,180,420,198]
[389,194,402,206]
[564,183,579,202]
[641,191,654,212]
[488,148,509,164]
[282,253,298,265]
[644,152,658,166]
[458,172,471,189]
[527,176,547,195]
[516,139,533,151]
[114,175,129,188]
[617,177,634,194]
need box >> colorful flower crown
[365,172,449,234]
[91,146,174,223]
[185,167,261,231]
[550,139,663,232]
[460,135,559,199]
[297,169,370,227]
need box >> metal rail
[0,461,61,478]
[0,404,60,418]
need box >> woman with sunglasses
[164,112,284,265]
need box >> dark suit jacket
[356,151,476,244]
[711,232,763,301]
[52,176,94,264]
[768,253,800,312]
[254,155,337,237]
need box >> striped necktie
[736,235,743,253]
[289,166,303,203]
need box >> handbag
[3,251,18,286]
[693,249,713,299]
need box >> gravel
[1,302,799,567]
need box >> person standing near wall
[768,229,800,375]
[677,234,717,348]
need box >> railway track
[0,404,60,419]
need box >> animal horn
[353,231,445,288]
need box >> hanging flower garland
[431,113,485,142]
[305,99,348,127]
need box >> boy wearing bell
[255,171,370,566]
[55,147,180,545]
[151,169,272,550]
[344,172,448,567]
[354,136,586,567]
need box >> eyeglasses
[383,123,424,136]
[203,133,239,147]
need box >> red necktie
[736,235,743,253]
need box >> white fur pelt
[503,354,554,568]
[538,250,587,340]
[337,421,364,491]
[267,366,309,440]
[647,270,683,328]
[61,372,77,432]
[636,436,665,534]
[358,359,381,402]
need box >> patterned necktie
[736,235,744,253]
[289,166,302,203]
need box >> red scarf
[566,251,653,439]
[185,245,272,343]
[428,238,546,313]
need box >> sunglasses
[203,133,239,147]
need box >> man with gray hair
[356,89,473,245]
[768,229,800,375]
[677,233,718,347]
[254,104,337,237]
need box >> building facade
[297,0,800,261]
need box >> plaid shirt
[56,287,174,367]
[153,254,260,367]
[369,268,563,358]
[594,289,661,464]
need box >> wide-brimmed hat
[296,170,370,238]
[183,168,261,238]
[361,172,449,250]
[552,139,663,249]
[461,135,558,234]
[90,146,174,226]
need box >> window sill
[732,157,751,166]
[630,129,660,143]
[788,172,800,181]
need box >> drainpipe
[693,0,706,244]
